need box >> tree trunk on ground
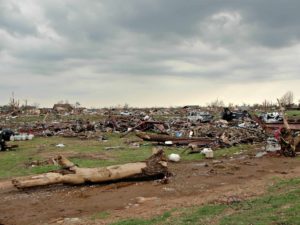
[136,132,215,145]
[12,150,168,189]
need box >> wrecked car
[120,111,133,116]
[260,112,283,123]
[187,111,213,123]
[222,108,251,121]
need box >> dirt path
[0,156,299,225]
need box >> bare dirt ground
[0,155,299,225]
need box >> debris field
[0,104,300,225]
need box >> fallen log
[136,132,215,146]
[12,150,168,189]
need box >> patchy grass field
[111,178,300,225]
[1,133,300,225]
[0,134,254,179]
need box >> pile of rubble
[1,108,267,146]
[1,105,299,157]
[17,120,99,138]
[136,125,266,149]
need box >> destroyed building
[53,103,74,113]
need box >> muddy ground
[0,154,299,225]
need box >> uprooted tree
[12,150,168,189]
[277,99,300,157]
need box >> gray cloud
[0,0,300,106]
[0,1,37,36]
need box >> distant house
[0,105,20,115]
[0,105,11,114]
[53,103,74,113]
[286,104,300,111]
[40,108,52,114]
[183,105,199,109]
[22,106,41,115]
[73,107,86,114]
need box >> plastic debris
[168,153,181,162]
[56,143,65,148]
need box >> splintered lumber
[136,132,215,145]
[120,121,168,138]
[12,150,168,189]
[277,99,300,154]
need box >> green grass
[0,134,156,179]
[109,204,226,225]
[219,178,300,225]
[171,205,226,225]
[0,133,254,179]
[0,138,149,178]
[111,212,172,225]
[4,113,107,124]
[109,178,300,225]
[214,144,253,158]
[286,110,300,118]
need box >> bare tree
[228,102,234,108]
[262,99,273,111]
[9,92,20,110]
[75,102,81,108]
[207,99,225,108]
[123,103,129,109]
[32,102,40,108]
[23,99,28,107]
[280,91,294,107]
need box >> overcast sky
[0,0,299,107]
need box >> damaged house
[53,103,74,114]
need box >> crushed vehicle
[260,112,283,123]
[120,111,133,116]
[222,108,251,121]
[187,111,213,123]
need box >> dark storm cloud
[106,0,300,47]
[0,0,300,106]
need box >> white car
[187,111,213,123]
[120,111,132,116]
[261,112,283,123]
